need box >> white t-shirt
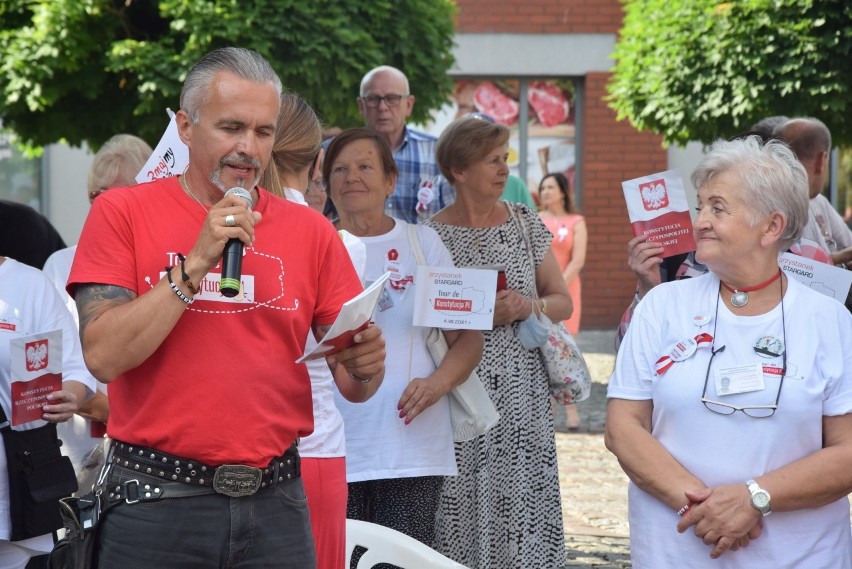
[809,194,852,253]
[335,219,457,482]
[282,188,365,458]
[42,245,107,472]
[0,258,97,547]
[609,272,852,568]
[298,230,365,458]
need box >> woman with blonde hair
[427,117,572,568]
[259,93,361,569]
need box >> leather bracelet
[351,372,374,384]
[176,253,199,295]
[165,267,193,305]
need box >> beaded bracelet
[176,253,199,295]
[165,266,194,305]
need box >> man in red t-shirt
[68,47,386,569]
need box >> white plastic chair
[345,519,470,569]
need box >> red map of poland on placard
[632,210,696,258]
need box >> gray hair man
[68,47,386,568]
[357,65,453,222]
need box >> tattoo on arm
[76,284,136,339]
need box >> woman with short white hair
[606,136,852,568]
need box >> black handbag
[1,419,78,541]
[48,493,101,569]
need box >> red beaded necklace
[720,270,782,308]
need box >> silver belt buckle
[212,465,262,497]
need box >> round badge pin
[693,314,711,327]
[753,335,784,358]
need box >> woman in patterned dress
[427,117,572,568]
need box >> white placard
[412,266,497,330]
[135,109,190,184]
[779,252,852,304]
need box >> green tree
[0,0,456,151]
[607,0,852,146]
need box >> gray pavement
[556,329,632,568]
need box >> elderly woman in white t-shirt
[605,136,852,568]
[324,128,483,547]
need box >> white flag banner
[135,109,189,184]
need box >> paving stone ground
[555,329,632,568]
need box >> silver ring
[225,214,235,227]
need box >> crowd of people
[0,45,849,569]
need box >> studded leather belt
[109,439,300,500]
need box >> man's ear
[404,95,415,119]
[176,109,193,146]
[813,150,828,175]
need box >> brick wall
[454,1,669,328]
[581,72,667,327]
[455,0,623,34]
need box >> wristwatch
[745,479,771,516]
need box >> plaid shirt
[388,127,454,223]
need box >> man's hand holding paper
[325,322,386,403]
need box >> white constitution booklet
[296,272,390,363]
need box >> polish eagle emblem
[639,179,669,211]
[25,340,48,371]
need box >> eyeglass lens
[364,95,405,107]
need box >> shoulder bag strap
[406,222,426,266]
[507,203,541,307]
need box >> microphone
[220,187,253,298]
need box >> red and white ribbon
[655,333,713,375]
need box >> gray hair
[88,134,153,196]
[180,47,283,124]
[359,65,410,97]
[691,136,809,251]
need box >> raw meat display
[473,82,519,126]
[528,81,570,127]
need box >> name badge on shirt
[714,363,765,396]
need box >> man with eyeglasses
[356,65,453,223]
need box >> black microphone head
[225,187,253,208]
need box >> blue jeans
[97,469,316,568]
